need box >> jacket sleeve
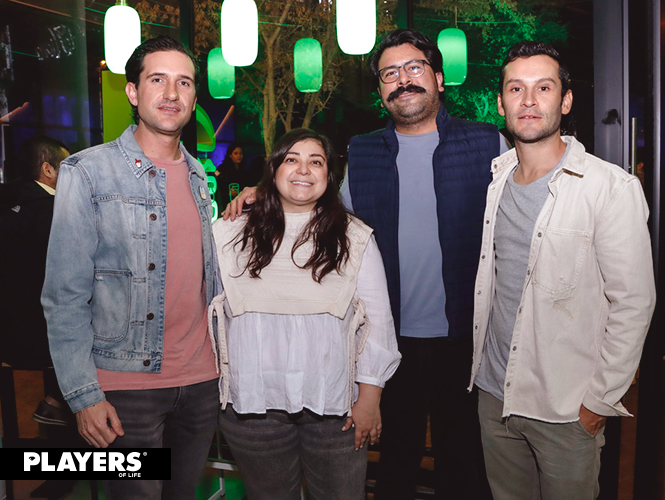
[582,177,656,417]
[41,161,105,413]
[355,235,401,387]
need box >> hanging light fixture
[437,8,467,86]
[437,28,467,85]
[221,0,258,67]
[104,0,141,74]
[208,48,235,99]
[294,39,322,93]
[336,0,375,55]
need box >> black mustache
[387,84,426,102]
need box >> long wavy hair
[233,128,349,283]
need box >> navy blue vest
[347,104,499,342]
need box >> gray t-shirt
[394,130,449,337]
[340,131,509,338]
[475,146,569,401]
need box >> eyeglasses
[378,59,430,84]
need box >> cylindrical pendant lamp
[208,48,235,99]
[437,28,467,86]
[104,0,141,74]
[294,39,322,93]
[221,0,258,67]
[336,0,375,55]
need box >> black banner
[1,448,171,480]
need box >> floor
[1,370,662,500]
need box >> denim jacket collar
[117,125,206,182]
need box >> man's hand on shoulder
[222,186,257,221]
[76,401,124,448]
[579,404,606,436]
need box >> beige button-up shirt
[469,136,656,423]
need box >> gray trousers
[219,406,367,500]
[478,389,604,500]
[104,379,220,500]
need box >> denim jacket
[42,126,218,413]
[469,136,656,423]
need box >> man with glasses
[341,29,505,499]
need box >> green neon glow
[203,159,217,174]
[438,28,467,86]
[208,48,235,99]
[196,105,216,153]
[294,38,322,93]
[211,199,219,222]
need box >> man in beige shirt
[470,41,655,500]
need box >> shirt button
[477,290,482,295]
[143,359,151,366]
[518,307,522,314]
[481,255,486,260]
[512,346,517,351]
[148,263,156,271]
[526,269,531,275]
[150,213,157,221]
[506,382,511,387]
[474,325,478,330]
[485,219,490,224]
[537,232,543,237]
[149,170,156,178]
[147,313,154,320]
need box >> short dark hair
[499,41,570,97]
[125,35,200,124]
[369,29,444,84]
[18,136,68,182]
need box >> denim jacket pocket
[532,228,591,298]
[91,269,132,342]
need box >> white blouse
[210,213,400,417]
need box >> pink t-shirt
[98,152,217,391]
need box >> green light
[207,173,219,222]
[208,48,235,99]
[437,28,467,86]
[336,0,375,55]
[211,199,219,222]
[294,39,322,93]
[196,105,216,153]
[203,159,217,174]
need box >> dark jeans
[374,337,491,500]
[219,406,367,500]
[104,378,219,500]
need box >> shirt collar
[35,180,55,195]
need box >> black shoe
[32,399,73,426]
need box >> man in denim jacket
[42,37,219,500]
[469,41,656,499]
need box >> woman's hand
[222,186,257,221]
[342,383,382,451]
